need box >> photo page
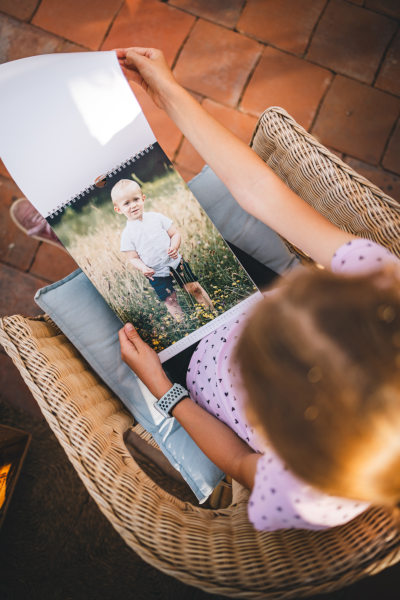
[0,50,261,361]
[48,142,260,360]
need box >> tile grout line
[367,73,400,101]
[343,150,400,180]
[221,36,399,103]
[2,4,399,167]
[308,71,336,134]
[355,2,400,21]
[172,134,186,164]
[168,4,269,116]
[29,0,43,23]
[180,84,259,118]
[0,11,91,52]
[27,243,43,275]
[234,0,248,30]
[4,5,398,105]
[334,0,399,22]
[328,153,400,206]
[371,21,399,88]
[310,71,400,160]
[1,252,52,284]
[1,179,51,282]
[227,33,350,88]
[98,0,126,50]
[171,15,198,71]
[235,44,265,111]
[166,2,245,35]
[342,0,364,6]
[170,17,200,163]
[221,5,400,102]
[378,164,400,179]
[319,69,400,101]
[378,114,400,169]
[168,0,399,36]
[302,0,330,58]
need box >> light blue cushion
[34,168,299,504]
[191,166,299,274]
[35,269,224,503]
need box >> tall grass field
[52,144,257,350]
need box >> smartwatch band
[154,383,189,418]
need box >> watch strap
[154,383,189,418]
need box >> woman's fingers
[124,323,144,350]
[124,322,141,343]
[115,48,151,88]
[129,47,158,57]
[114,47,177,110]
[114,48,127,59]
[118,323,141,358]
[114,47,155,67]
[119,65,144,87]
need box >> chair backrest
[1,313,400,599]
[251,107,400,260]
[1,108,400,599]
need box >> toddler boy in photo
[112,179,214,320]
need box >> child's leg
[171,259,215,311]
[164,291,185,320]
[149,275,184,321]
[183,281,214,310]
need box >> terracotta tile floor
[1,0,398,320]
[0,1,400,596]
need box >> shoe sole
[10,198,68,254]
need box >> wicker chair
[1,108,400,599]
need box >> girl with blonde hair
[117,47,400,530]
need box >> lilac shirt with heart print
[186,239,399,530]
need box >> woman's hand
[115,47,179,110]
[119,323,173,399]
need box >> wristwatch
[154,383,189,418]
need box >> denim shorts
[149,258,198,301]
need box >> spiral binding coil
[47,144,154,219]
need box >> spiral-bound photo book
[0,51,261,361]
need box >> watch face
[155,384,187,418]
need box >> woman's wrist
[161,82,192,117]
[153,375,174,400]
[171,395,191,418]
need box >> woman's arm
[171,397,259,490]
[119,323,259,489]
[162,87,355,268]
[116,48,356,268]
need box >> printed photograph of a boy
[49,142,257,352]
[111,179,214,321]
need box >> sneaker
[10,198,65,251]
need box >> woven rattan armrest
[1,314,399,599]
[2,107,400,598]
[250,107,400,261]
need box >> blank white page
[0,51,156,217]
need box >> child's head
[111,179,145,221]
[235,266,400,506]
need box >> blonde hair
[235,266,400,506]
[111,179,142,206]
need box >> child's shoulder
[145,210,164,218]
[144,210,171,223]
